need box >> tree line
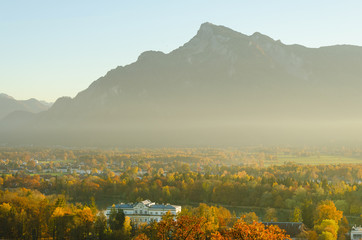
[2,163,361,221]
[1,188,354,239]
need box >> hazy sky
[1,0,362,102]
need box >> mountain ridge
[0,93,52,120]
[2,22,362,146]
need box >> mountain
[2,22,362,146]
[0,94,52,120]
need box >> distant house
[106,199,181,225]
[262,222,307,240]
[351,226,362,240]
[113,171,123,176]
[58,167,68,173]
[42,168,53,173]
[70,169,91,175]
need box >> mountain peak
[197,23,276,45]
[196,22,239,38]
[250,31,276,43]
[178,22,251,57]
[195,22,219,40]
[198,22,215,33]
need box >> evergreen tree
[109,208,125,231]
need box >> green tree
[0,203,12,238]
[95,213,108,240]
[301,200,315,229]
[109,208,125,231]
[337,216,349,240]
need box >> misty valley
[1,21,362,240]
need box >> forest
[0,147,361,239]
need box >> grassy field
[31,172,65,176]
[267,154,362,166]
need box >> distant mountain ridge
[0,93,52,120]
[2,22,362,146]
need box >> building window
[353,234,362,239]
[135,210,138,214]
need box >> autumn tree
[264,208,278,222]
[192,203,221,234]
[133,233,150,240]
[156,214,207,240]
[50,206,74,240]
[314,201,343,226]
[218,218,290,240]
[243,212,259,224]
[290,207,303,222]
[315,219,339,240]
[71,206,95,239]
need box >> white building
[351,226,362,240]
[106,200,181,225]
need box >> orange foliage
[156,215,207,240]
[314,200,343,225]
[133,233,150,240]
[141,215,290,240]
[215,219,291,240]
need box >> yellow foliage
[314,201,343,225]
[0,202,11,212]
[315,219,339,240]
[76,206,94,223]
[123,216,132,235]
[52,206,72,218]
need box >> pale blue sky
[1,1,362,102]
